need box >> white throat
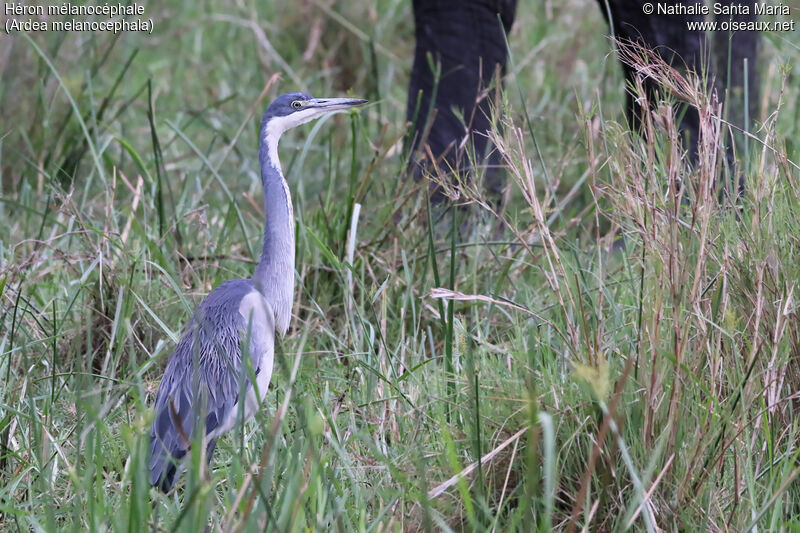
[262,108,328,172]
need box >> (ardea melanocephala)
[149,92,367,492]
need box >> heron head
[262,92,367,135]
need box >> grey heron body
[149,93,366,492]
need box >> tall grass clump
[420,38,800,529]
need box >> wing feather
[149,279,274,491]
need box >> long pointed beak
[307,97,368,112]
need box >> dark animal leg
[407,0,518,206]
[598,0,758,197]
[408,0,760,206]
[596,0,707,160]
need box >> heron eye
[291,100,302,109]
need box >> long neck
[253,133,294,336]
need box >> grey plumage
[149,92,366,492]
[149,280,272,491]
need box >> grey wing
[149,318,241,491]
[149,281,273,491]
[149,329,199,491]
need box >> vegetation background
[1,1,799,531]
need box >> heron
[149,92,367,492]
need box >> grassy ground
[2,1,800,531]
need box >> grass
[1,1,800,531]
